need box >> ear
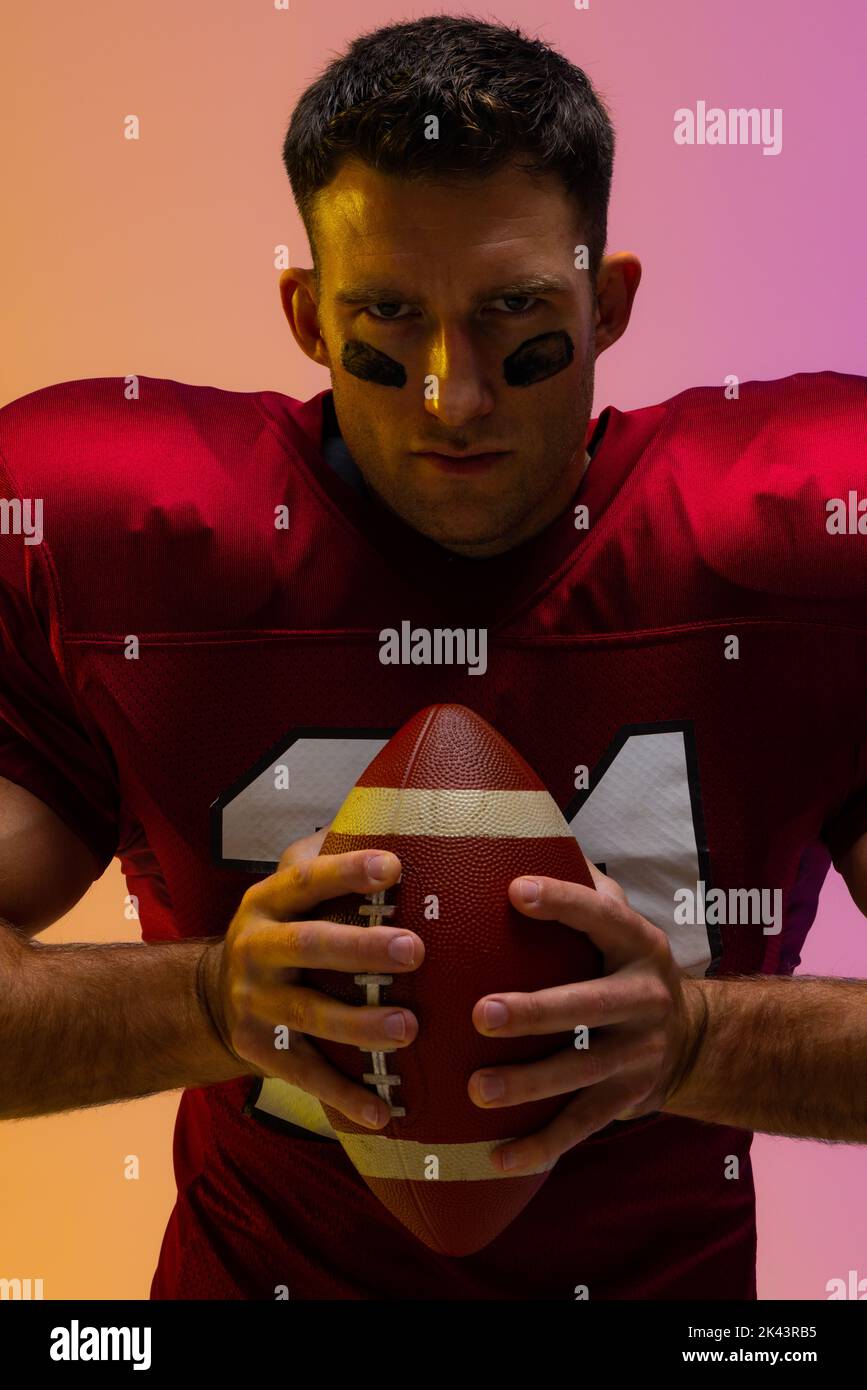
[279,267,331,369]
[593,252,642,358]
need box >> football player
[1,16,865,1300]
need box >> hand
[468,862,704,1172]
[201,826,423,1129]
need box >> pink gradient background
[1,0,865,1299]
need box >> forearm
[0,922,248,1120]
[663,974,867,1143]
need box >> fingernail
[384,1012,406,1040]
[363,1103,383,1127]
[367,853,389,880]
[500,1147,521,1170]
[483,1000,509,1029]
[519,878,540,903]
[479,1074,505,1101]
[388,935,415,965]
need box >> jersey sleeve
[0,443,121,872]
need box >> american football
[306,702,603,1256]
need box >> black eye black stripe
[341,340,407,387]
[503,330,574,386]
[340,329,575,390]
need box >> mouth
[411,450,511,474]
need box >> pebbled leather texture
[306,703,602,1257]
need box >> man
[0,15,864,1300]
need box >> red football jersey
[0,370,865,1300]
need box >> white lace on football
[355,886,406,1117]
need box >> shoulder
[660,368,864,459]
[0,374,287,495]
[0,371,324,548]
[648,370,867,599]
[0,374,327,631]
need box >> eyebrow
[333,273,573,308]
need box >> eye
[365,302,414,320]
[490,294,540,315]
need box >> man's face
[282,158,637,557]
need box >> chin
[410,512,507,547]
[426,525,519,557]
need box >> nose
[422,328,495,427]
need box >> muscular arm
[663,831,867,1142]
[0,776,244,1120]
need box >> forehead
[312,157,579,288]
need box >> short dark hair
[282,14,615,286]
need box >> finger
[473,971,670,1036]
[243,918,424,975]
[278,821,333,871]
[250,981,418,1051]
[469,1031,649,1108]
[240,1026,392,1130]
[252,848,402,918]
[488,1077,651,1174]
[508,875,664,968]
[584,859,628,903]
